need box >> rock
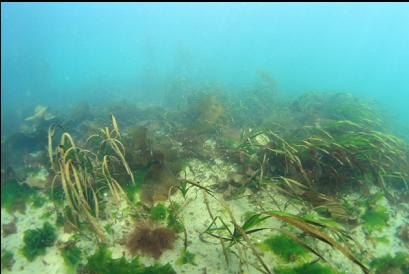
[25,167,49,189]
[2,222,17,236]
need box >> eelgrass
[244,120,409,194]
[48,115,134,242]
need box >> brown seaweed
[125,221,176,259]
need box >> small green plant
[124,169,145,203]
[361,205,389,233]
[275,262,335,274]
[60,242,82,268]
[85,245,176,274]
[262,234,309,262]
[30,193,47,208]
[176,249,197,266]
[56,212,65,227]
[21,222,57,261]
[150,203,167,221]
[167,203,184,233]
[370,252,409,274]
[1,250,15,270]
[104,224,114,235]
[177,180,193,199]
[205,213,269,247]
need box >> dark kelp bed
[1,83,409,274]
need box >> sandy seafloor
[1,152,408,274]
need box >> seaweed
[167,203,185,233]
[247,120,409,196]
[140,161,179,207]
[370,252,409,274]
[150,203,167,221]
[267,210,369,274]
[56,212,65,227]
[48,115,134,242]
[60,242,82,268]
[123,169,145,203]
[275,262,336,274]
[104,224,114,235]
[84,245,176,274]
[1,250,15,271]
[21,222,57,261]
[361,205,389,233]
[289,92,381,128]
[177,179,192,199]
[85,245,141,274]
[262,234,309,262]
[30,193,47,208]
[204,212,269,247]
[176,249,197,266]
[124,126,154,169]
[126,222,176,259]
[1,179,36,213]
[188,94,224,132]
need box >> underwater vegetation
[188,94,224,131]
[1,250,14,271]
[150,203,167,221]
[275,262,336,274]
[48,115,135,242]
[241,119,409,199]
[2,86,409,274]
[1,179,37,213]
[60,241,82,269]
[176,249,197,266]
[84,245,176,274]
[140,158,179,207]
[370,252,409,274]
[21,222,56,261]
[289,92,382,128]
[125,221,177,259]
[262,234,309,262]
[361,205,389,233]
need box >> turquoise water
[2,3,409,129]
[1,3,409,274]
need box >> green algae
[150,203,168,221]
[84,245,176,274]
[21,222,57,261]
[370,252,409,274]
[262,234,309,262]
[275,262,336,274]
[60,243,82,268]
[361,205,389,233]
[1,179,35,213]
[1,250,14,271]
[176,249,197,266]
